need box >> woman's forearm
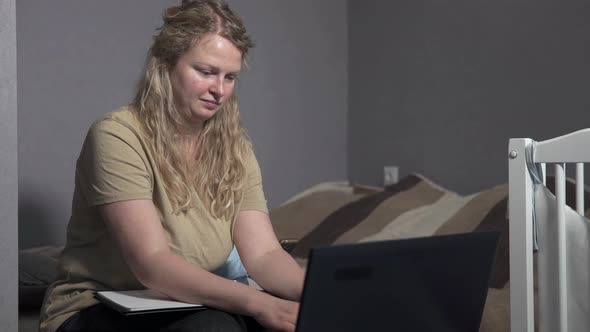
[138,250,269,317]
[246,247,305,301]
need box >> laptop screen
[295,231,499,332]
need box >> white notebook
[95,289,205,315]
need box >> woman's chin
[189,108,218,123]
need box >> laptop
[295,231,500,332]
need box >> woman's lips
[200,99,220,110]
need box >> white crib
[509,129,590,332]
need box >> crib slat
[576,163,584,214]
[542,163,547,185]
[555,163,568,332]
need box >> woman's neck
[177,134,200,157]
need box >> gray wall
[231,0,348,207]
[0,0,18,330]
[349,0,590,194]
[17,1,348,248]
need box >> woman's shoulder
[100,105,140,129]
[80,106,152,168]
[88,106,142,138]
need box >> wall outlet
[383,166,399,186]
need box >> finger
[284,319,296,332]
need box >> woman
[39,1,305,331]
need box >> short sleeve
[239,151,268,213]
[76,119,153,207]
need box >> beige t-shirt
[39,107,268,332]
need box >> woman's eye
[197,69,212,76]
[225,75,237,82]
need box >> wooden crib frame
[509,129,590,332]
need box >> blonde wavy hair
[132,0,255,221]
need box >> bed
[19,175,515,331]
[509,129,590,332]
[21,158,583,331]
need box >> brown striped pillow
[271,184,381,242]
[270,175,510,287]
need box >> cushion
[19,246,62,309]
[213,246,248,281]
[271,175,510,287]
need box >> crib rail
[534,128,590,163]
[510,129,590,332]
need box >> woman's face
[170,33,242,129]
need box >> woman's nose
[209,77,224,99]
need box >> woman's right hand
[252,294,300,332]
